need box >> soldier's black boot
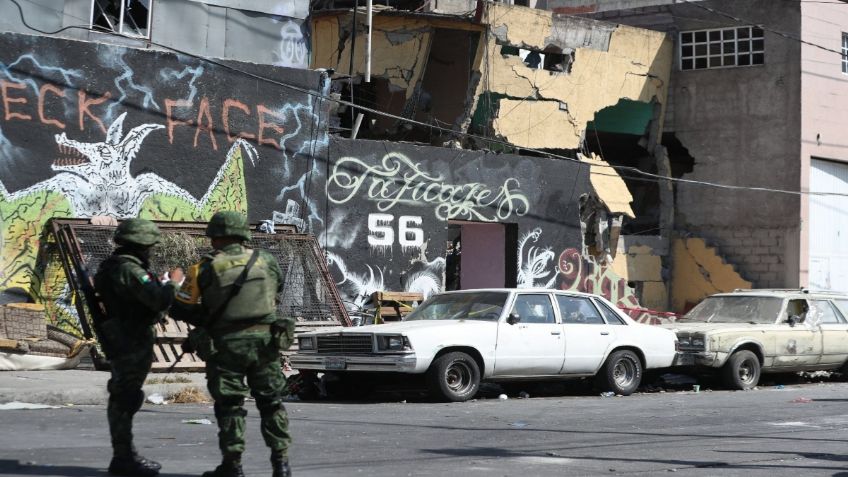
[108,452,161,476]
[271,451,292,477]
[202,455,244,477]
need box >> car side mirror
[507,313,521,325]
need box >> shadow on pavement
[0,460,194,477]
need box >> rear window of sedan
[404,292,509,321]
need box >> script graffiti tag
[327,152,530,221]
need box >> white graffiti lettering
[276,21,308,69]
[327,152,530,221]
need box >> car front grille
[316,334,374,354]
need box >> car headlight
[376,334,412,352]
[298,336,315,351]
[691,335,705,348]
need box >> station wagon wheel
[722,350,761,390]
[427,351,481,402]
[596,349,642,396]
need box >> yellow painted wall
[671,237,752,312]
[479,3,673,149]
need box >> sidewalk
[0,370,209,405]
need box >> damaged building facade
[311,3,697,311]
[527,0,848,299]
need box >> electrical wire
[7,0,848,198]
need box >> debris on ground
[181,418,213,425]
[146,375,193,385]
[498,394,508,400]
[509,421,529,428]
[518,391,530,399]
[168,386,209,404]
[600,392,615,398]
[0,401,60,410]
[790,397,812,404]
[146,393,166,405]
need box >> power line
[7,0,848,198]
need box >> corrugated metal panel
[187,0,308,19]
[809,158,848,292]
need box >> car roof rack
[731,287,846,295]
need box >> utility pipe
[365,0,373,82]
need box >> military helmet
[114,218,161,247]
[206,211,251,240]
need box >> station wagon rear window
[679,296,783,324]
[404,292,508,321]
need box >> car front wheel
[427,352,480,402]
[722,350,760,390]
[597,349,642,396]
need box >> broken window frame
[842,32,848,75]
[90,0,153,39]
[679,26,764,71]
[500,44,569,74]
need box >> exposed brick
[752,229,771,239]
[768,246,783,254]
[769,230,784,237]
[759,272,778,282]
[769,263,785,272]
[747,256,762,264]
[742,238,757,246]
[752,247,769,255]
[760,237,777,247]
[733,230,751,238]
[749,263,771,273]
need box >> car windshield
[679,296,783,324]
[404,292,508,321]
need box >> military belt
[214,322,271,336]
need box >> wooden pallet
[370,291,423,324]
[151,317,205,372]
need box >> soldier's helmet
[114,218,161,247]
[206,211,251,241]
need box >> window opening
[842,33,848,74]
[91,0,151,38]
[680,26,763,71]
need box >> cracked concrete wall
[580,152,635,218]
[610,236,668,311]
[476,3,672,149]
[671,237,752,312]
[312,15,435,98]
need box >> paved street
[1,380,848,477]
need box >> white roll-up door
[809,158,848,292]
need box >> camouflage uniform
[170,211,293,477]
[94,219,177,477]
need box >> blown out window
[680,26,764,70]
[91,0,152,38]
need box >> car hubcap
[613,358,635,388]
[445,361,472,394]
[739,359,755,384]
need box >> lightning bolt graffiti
[159,64,204,104]
[100,50,160,122]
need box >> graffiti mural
[275,20,309,69]
[0,32,325,310]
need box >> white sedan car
[290,289,677,402]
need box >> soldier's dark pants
[107,344,153,456]
[206,331,291,458]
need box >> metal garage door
[809,158,848,292]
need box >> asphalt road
[1,381,848,477]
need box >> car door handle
[551,331,561,335]
[600,331,610,336]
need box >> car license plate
[325,357,346,370]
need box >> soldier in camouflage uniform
[170,211,294,477]
[94,219,184,476]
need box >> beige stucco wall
[478,3,673,149]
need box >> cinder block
[769,263,785,272]
[2,304,47,340]
[752,247,769,255]
[733,229,751,238]
[761,256,779,264]
[626,254,663,281]
[760,237,777,247]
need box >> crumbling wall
[611,237,668,311]
[474,3,672,149]
[671,237,752,312]
[312,15,434,99]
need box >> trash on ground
[509,421,529,428]
[146,393,166,405]
[181,418,213,425]
[498,394,508,400]
[775,385,785,389]
[790,397,812,403]
[518,391,530,399]
[600,392,615,398]
[0,401,60,410]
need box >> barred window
[680,26,764,71]
[842,33,848,74]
